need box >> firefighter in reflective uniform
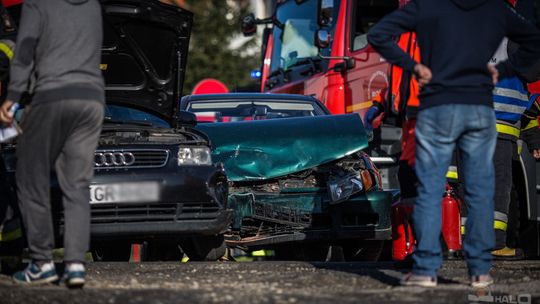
[486,37,540,259]
[364,24,421,260]
[0,0,20,258]
[0,0,15,90]
[365,29,420,207]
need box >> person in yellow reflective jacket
[488,36,540,259]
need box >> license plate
[89,182,160,204]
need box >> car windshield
[186,100,323,123]
[270,0,340,73]
[104,105,170,127]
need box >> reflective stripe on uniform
[446,171,458,179]
[496,123,520,138]
[461,217,508,234]
[493,87,529,103]
[493,77,532,124]
[0,227,22,242]
[494,220,508,231]
[494,211,508,232]
[0,41,13,60]
[523,119,539,131]
[252,250,267,257]
[494,102,527,115]
[494,211,508,223]
[461,222,507,234]
[446,166,458,179]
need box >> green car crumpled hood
[195,114,368,181]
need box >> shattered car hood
[195,114,368,181]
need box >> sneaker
[13,261,58,285]
[400,273,437,287]
[471,274,494,288]
[492,247,524,260]
[61,263,86,289]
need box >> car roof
[180,93,331,114]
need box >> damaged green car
[181,93,393,260]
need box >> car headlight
[327,173,364,205]
[177,146,212,166]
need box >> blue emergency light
[250,70,262,79]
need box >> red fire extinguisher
[441,185,462,254]
[391,200,415,261]
[392,184,463,261]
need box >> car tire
[182,235,226,261]
[91,243,131,262]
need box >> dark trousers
[493,138,514,249]
[16,100,103,262]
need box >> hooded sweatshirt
[6,0,104,104]
[367,0,540,110]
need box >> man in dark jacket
[0,0,104,288]
[368,0,540,288]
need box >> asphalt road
[0,260,538,304]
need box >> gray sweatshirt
[7,0,104,104]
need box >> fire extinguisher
[392,184,463,261]
[391,199,415,261]
[441,184,462,255]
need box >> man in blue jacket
[368,0,540,288]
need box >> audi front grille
[94,149,169,169]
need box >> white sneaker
[400,273,438,287]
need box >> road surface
[0,260,538,304]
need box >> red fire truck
[242,0,540,258]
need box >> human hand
[413,63,432,87]
[488,64,499,85]
[533,149,540,159]
[363,105,381,132]
[0,100,14,125]
[363,105,384,131]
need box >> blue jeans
[413,104,496,277]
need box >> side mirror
[177,111,197,127]
[315,29,331,49]
[318,0,334,27]
[241,13,257,37]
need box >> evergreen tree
[184,0,259,94]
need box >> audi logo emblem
[94,152,136,167]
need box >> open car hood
[195,114,369,181]
[101,0,192,124]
